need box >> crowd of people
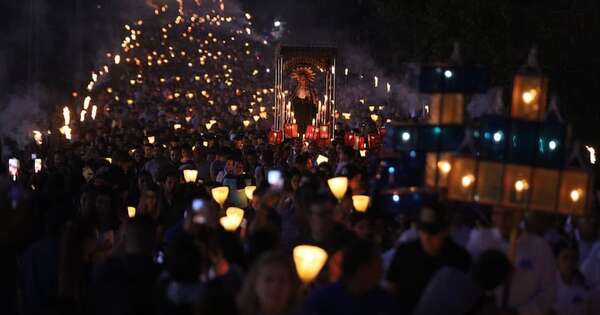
[0,99,599,315]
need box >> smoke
[0,85,48,149]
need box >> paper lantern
[378,127,386,138]
[447,156,476,201]
[355,136,366,150]
[105,158,112,164]
[293,245,328,284]
[511,73,548,121]
[327,177,348,201]
[284,124,299,138]
[268,130,283,144]
[243,120,251,128]
[344,131,356,147]
[558,170,589,215]
[305,125,318,141]
[220,216,243,231]
[147,136,155,144]
[368,133,381,149]
[427,94,464,124]
[211,186,229,208]
[352,195,370,212]
[127,206,136,218]
[183,169,198,183]
[316,155,329,166]
[244,185,256,200]
[359,150,367,157]
[34,159,42,173]
[174,124,182,130]
[370,114,379,122]
[226,207,245,221]
[319,125,330,139]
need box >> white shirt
[466,228,507,258]
[581,242,600,289]
[554,272,590,315]
[500,232,557,315]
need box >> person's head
[417,204,450,256]
[308,194,337,241]
[339,146,355,163]
[95,188,116,226]
[492,208,522,240]
[471,250,512,291]
[555,240,580,282]
[350,212,372,240]
[237,252,300,315]
[234,159,245,176]
[124,215,157,255]
[162,171,180,194]
[293,153,309,171]
[166,234,206,283]
[341,239,383,294]
[170,147,182,163]
[143,144,153,159]
[138,184,160,219]
[225,157,236,174]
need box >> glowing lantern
[426,94,464,124]
[293,245,328,284]
[244,185,256,200]
[253,115,260,122]
[462,174,475,188]
[316,155,329,166]
[355,136,367,150]
[344,132,355,147]
[147,136,155,144]
[212,186,229,208]
[268,130,283,144]
[127,207,136,218]
[359,150,367,157]
[305,125,318,141]
[173,124,182,130]
[437,161,452,174]
[285,124,299,138]
[558,170,590,215]
[514,179,529,192]
[570,189,582,203]
[327,177,348,201]
[368,133,381,149]
[370,114,379,122]
[226,207,244,221]
[243,120,251,128]
[183,170,198,183]
[205,122,213,130]
[8,158,19,181]
[220,216,242,232]
[352,195,370,212]
[319,125,330,139]
[105,158,112,164]
[259,112,268,119]
[230,105,238,112]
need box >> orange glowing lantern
[319,125,329,139]
[284,124,299,138]
[268,130,283,144]
[305,125,318,141]
[344,131,356,147]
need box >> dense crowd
[0,99,598,315]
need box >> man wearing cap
[386,204,471,313]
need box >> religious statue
[290,66,318,133]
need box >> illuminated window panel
[425,152,452,188]
[558,170,589,216]
[427,94,464,124]
[502,164,533,208]
[447,156,476,202]
[475,161,504,205]
[529,168,560,212]
[511,74,548,121]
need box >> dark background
[1,0,599,143]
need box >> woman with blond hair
[237,252,302,315]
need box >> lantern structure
[352,195,370,212]
[34,159,42,173]
[211,186,229,208]
[274,45,337,140]
[305,125,318,141]
[475,161,504,204]
[268,130,283,144]
[511,49,548,121]
[558,170,590,215]
[147,136,155,144]
[327,177,348,202]
[502,165,532,207]
[293,245,328,284]
[183,170,198,183]
[344,131,356,147]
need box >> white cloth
[581,242,600,289]
[499,232,557,315]
[414,267,482,315]
[397,227,418,245]
[466,228,507,258]
[554,272,590,315]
